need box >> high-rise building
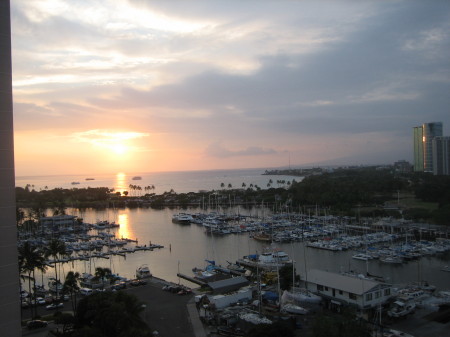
[433,136,450,176]
[413,122,443,173]
[413,126,424,172]
[423,122,443,173]
[0,1,21,336]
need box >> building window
[349,293,357,300]
[339,290,343,295]
[384,289,391,296]
[317,285,324,291]
[365,293,372,301]
[375,291,380,299]
[325,287,329,291]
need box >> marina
[18,206,450,293]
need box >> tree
[74,291,152,337]
[63,271,80,313]
[310,310,371,337]
[45,239,67,297]
[94,267,112,290]
[54,312,75,335]
[18,241,47,318]
[278,265,299,291]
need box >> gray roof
[305,269,381,295]
[207,276,249,291]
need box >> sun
[111,143,127,155]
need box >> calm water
[18,168,450,291]
[39,206,450,292]
[16,168,298,194]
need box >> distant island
[263,167,325,177]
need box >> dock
[176,273,207,286]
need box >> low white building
[303,269,393,312]
[207,287,253,309]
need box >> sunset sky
[11,0,450,176]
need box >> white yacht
[352,253,373,261]
[136,264,152,279]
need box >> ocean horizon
[15,167,301,195]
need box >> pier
[177,273,207,286]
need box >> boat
[237,248,293,270]
[441,265,450,272]
[132,176,142,180]
[382,329,415,337]
[48,278,63,293]
[252,232,272,242]
[172,213,194,224]
[71,181,80,185]
[387,300,415,318]
[352,253,373,261]
[85,178,95,180]
[79,273,109,289]
[281,289,321,304]
[136,264,152,279]
[379,255,403,264]
[280,303,309,315]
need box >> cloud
[10,0,450,174]
[70,129,150,152]
[205,142,277,158]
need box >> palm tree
[94,267,112,290]
[227,183,232,189]
[242,182,246,189]
[63,271,80,313]
[18,242,47,318]
[45,239,67,297]
[220,182,225,190]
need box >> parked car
[45,302,63,310]
[130,279,141,287]
[26,320,48,329]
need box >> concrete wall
[0,1,21,335]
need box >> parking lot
[22,277,201,337]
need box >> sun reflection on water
[117,213,135,240]
[115,172,127,195]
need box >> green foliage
[247,321,295,337]
[278,265,299,291]
[309,310,371,337]
[402,208,432,221]
[290,167,406,211]
[432,205,450,226]
[75,291,151,337]
[54,312,75,334]
[414,174,450,205]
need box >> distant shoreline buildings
[413,122,450,175]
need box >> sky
[11,0,450,176]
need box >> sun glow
[71,129,149,157]
[111,143,128,155]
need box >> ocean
[15,168,299,194]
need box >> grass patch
[397,197,439,210]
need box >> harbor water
[37,206,450,292]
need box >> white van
[79,288,93,296]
